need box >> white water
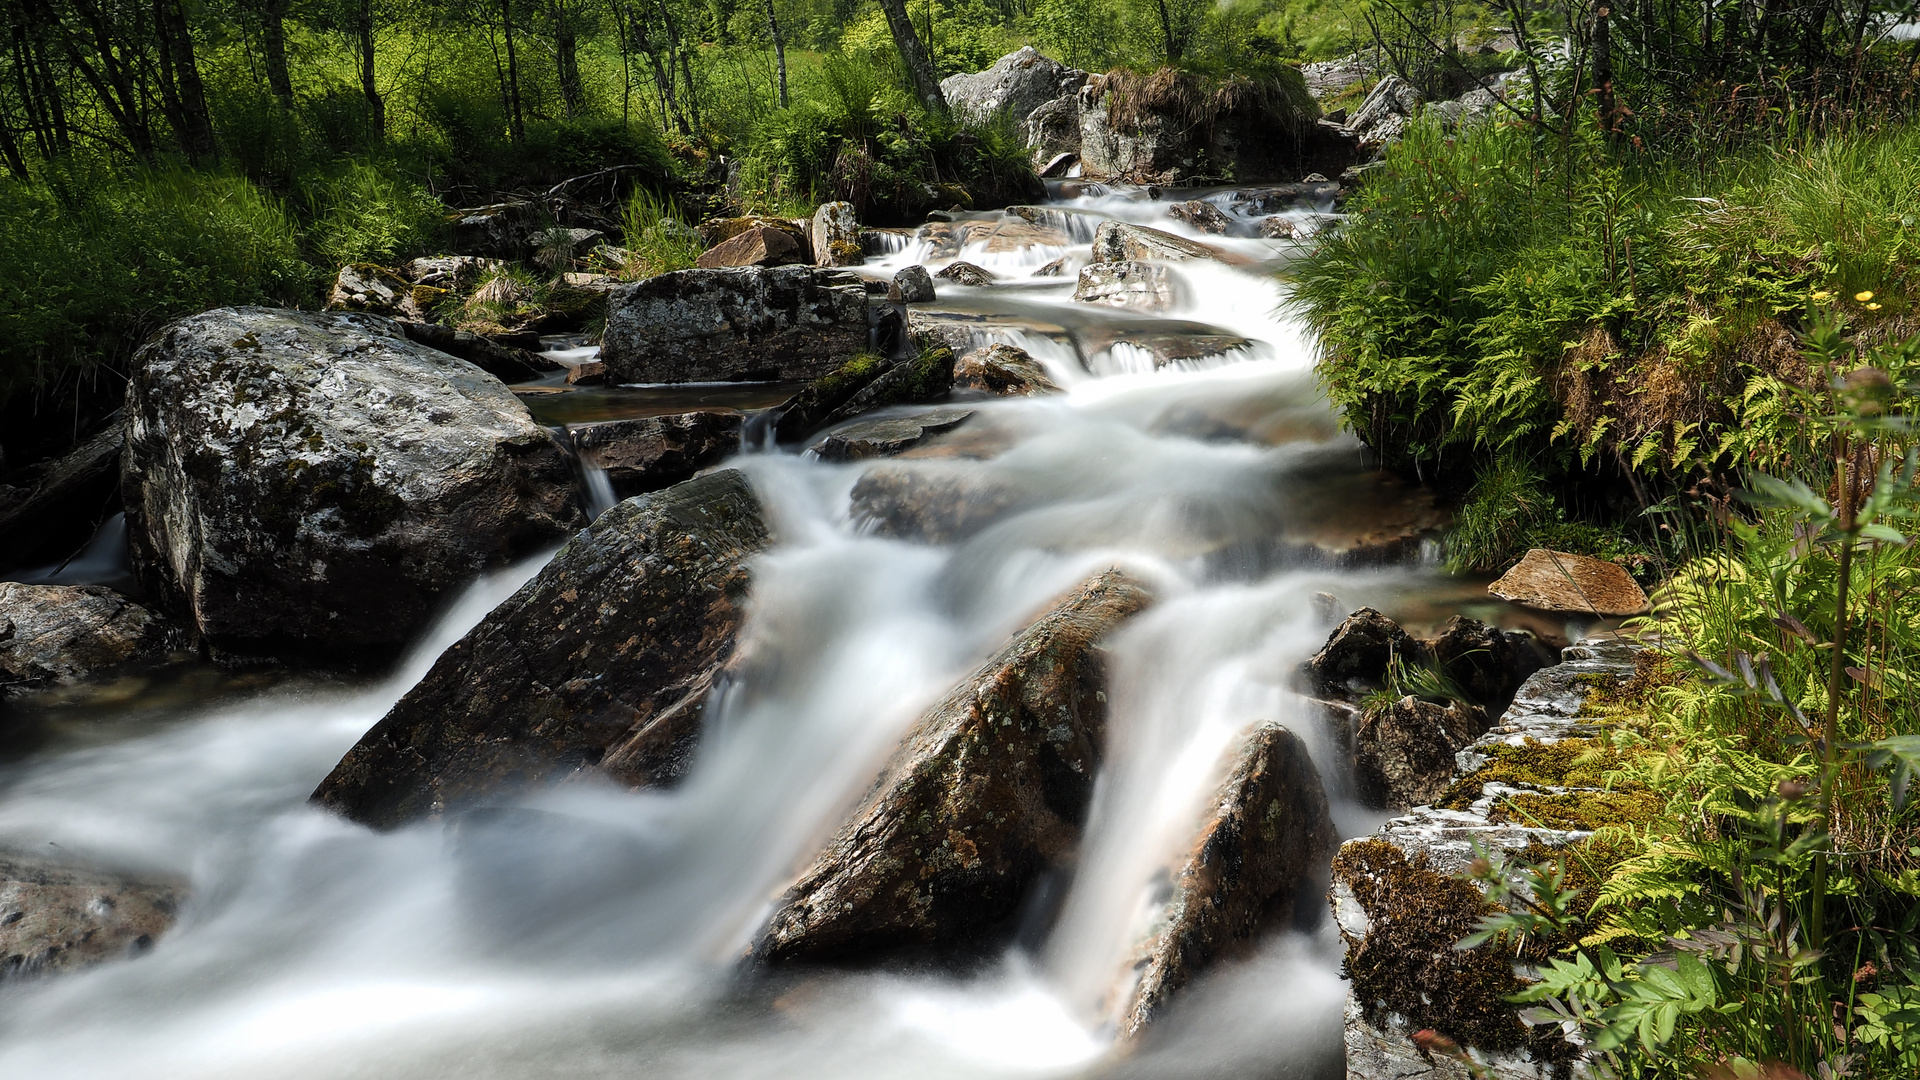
[0,190,1437,1080]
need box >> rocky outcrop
[1332,637,1642,1080]
[1074,261,1180,311]
[753,568,1151,962]
[1353,696,1489,810]
[810,409,972,462]
[888,265,936,303]
[955,344,1060,396]
[0,421,124,568]
[0,583,178,696]
[774,347,957,443]
[1117,721,1336,1038]
[122,307,581,663]
[600,266,868,385]
[326,264,428,320]
[1,850,184,981]
[1489,549,1650,617]
[810,202,863,267]
[695,224,807,269]
[941,47,1089,128]
[1091,220,1225,264]
[311,469,770,829]
[572,412,743,495]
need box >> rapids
[0,186,1487,1079]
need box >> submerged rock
[572,412,743,495]
[0,583,178,696]
[849,465,1031,544]
[312,470,770,829]
[600,266,868,385]
[955,343,1060,396]
[1118,721,1336,1038]
[122,307,580,664]
[1074,261,1180,311]
[810,409,973,463]
[694,224,806,269]
[0,850,184,982]
[888,265,937,303]
[754,568,1152,962]
[1488,548,1650,617]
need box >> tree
[874,0,945,112]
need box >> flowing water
[0,187,1520,1078]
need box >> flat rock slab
[753,568,1152,962]
[810,409,974,462]
[311,469,770,829]
[1489,548,1650,617]
[1118,721,1335,1038]
[122,307,581,663]
[0,583,178,697]
[600,266,867,385]
[1,850,184,981]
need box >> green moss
[1493,789,1664,830]
[1582,651,1686,714]
[1438,739,1640,809]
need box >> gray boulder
[312,470,770,828]
[754,568,1151,962]
[810,409,973,462]
[1074,261,1181,311]
[935,261,996,287]
[600,266,868,384]
[888,265,937,303]
[1091,220,1226,263]
[1026,95,1084,171]
[572,412,744,496]
[940,46,1089,128]
[0,583,178,696]
[122,307,581,664]
[1,850,184,982]
[1166,200,1233,234]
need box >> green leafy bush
[305,162,449,268]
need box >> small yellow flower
[1812,291,1832,301]
[1855,290,1875,302]
[1866,302,1883,311]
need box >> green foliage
[617,190,703,279]
[305,162,448,267]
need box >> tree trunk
[502,0,525,144]
[1593,4,1615,139]
[874,0,945,112]
[1153,0,1180,63]
[44,0,158,161]
[356,0,384,138]
[555,0,584,117]
[261,0,293,104]
[764,0,787,107]
[152,0,217,161]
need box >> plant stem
[1811,436,1854,952]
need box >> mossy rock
[1438,738,1641,809]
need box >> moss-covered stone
[1492,789,1663,831]
[1438,738,1640,809]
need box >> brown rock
[565,360,609,386]
[955,343,1061,396]
[1305,608,1421,699]
[573,411,743,494]
[310,469,770,828]
[1,850,184,981]
[1165,200,1232,235]
[1489,549,1650,617]
[0,583,178,696]
[936,261,996,287]
[695,224,805,269]
[1424,616,1551,716]
[1354,696,1488,810]
[1032,257,1069,277]
[696,216,811,255]
[1117,721,1336,1037]
[753,568,1153,962]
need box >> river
[0,185,1515,1079]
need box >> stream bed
[0,185,1549,1079]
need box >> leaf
[1772,614,1818,643]
[1858,523,1908,544]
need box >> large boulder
[312,469,770,829]
[753,568,1152,961]
[1091,220,1226,264]
[1488,549,1650,617]
[940,47,1089,128]
[600,267,869,385]
[887,265,936,303]
[0,422,123,568]
[1117,721,1336,1038]
[1,850,184,981]
[0,583,178,696]
[572,412,743,496]
[121,307,580,663]
[1074,261,1181,311]
[1025,95,1083,171]
[1353,696,1489,810]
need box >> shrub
[305,162,449,268]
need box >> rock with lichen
[0,583,180,697]
[0,849,185,982]
[122,306,581,665]
[752,568,1152,962]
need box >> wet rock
[326,263,425,320]
[600,266,868,385]
[775,347,956,442]
[0,422,124,568]
[810,202,863,267]
[1165,200,1232,235]
[1032,257,1069,277]
[1230,183,1343,215]
[754,568,1152,961]
[0,583,178,696]
[1038,149,1078,178]
[397,321,554,383]
[565,361,608,386]
[0,850,184,982]
[1074,261,1180,311]
[1257,216,1298,240]
[848,465,1031,543]
[955,344,1060,396]
[773,355,898,442]
[811,408,973,462]
[977,218,1073,253]
[695,223,806,269]
[311,469,770,828]
[936,261,996,287]
[1427,616,1552,717]
[1306,608,1420,699]
[122,307,581,664]
[1353,696,1489,811]
[573,412,743,495]
[1090,220,1224,264]
[1488,548,1650,617]
[888,265,937,303]
[1118,721,1337,1038]
[940,46,1090,129]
